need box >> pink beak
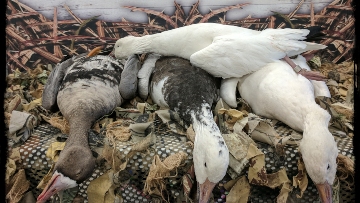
[36,173,71,203]
[198,178,216,203]
[315,181,333,203]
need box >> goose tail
[261,28,326,57]
[287,42,327,57]
[262,28,310,40]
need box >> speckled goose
[37,52,140,203]
[237,55,337,203]
[143,55,229,203]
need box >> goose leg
[282,55,327,81]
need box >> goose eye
[204,163,207,167]
[327,164,330,170]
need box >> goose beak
[315,181,332,203]
[36,173,71,203]
[198,178,216,203]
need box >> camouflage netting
[6,103,354,203]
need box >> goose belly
[238,61,316,132]
[57,80,122,120]
[150,77,169,108]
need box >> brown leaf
[226,176,250,203]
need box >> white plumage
[237,55,337,203]
[114,23,326,79]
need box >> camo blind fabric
[16,107,354,203]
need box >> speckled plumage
[44,55,125,130]
[148,56,229,203]
[151,57,220,125]
[38,54,139,202]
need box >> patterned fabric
[17,109,354,203]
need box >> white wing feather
[190,28,325,78]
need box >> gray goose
[37,49,140,203]
[140,55,229,203]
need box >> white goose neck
[302,107,331,140]
[299,108,338,185]
[133,35,154,54]
[191,105,229,184]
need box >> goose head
[299,110,338,203]
[37,145,95,203]
[191,103,229,203]
[114,36,138,59]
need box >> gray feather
[119,55,141,99]
[42,54,87,111]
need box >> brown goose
[37,50,140,202]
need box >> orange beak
[86,46,104,57]
[198,178,216,203]
[315,181,332,203]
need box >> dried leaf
[144,152,187,202]
[6,159,16,184]
[223,132,252,176]
[87,170,115,203]
[22,98,42,112]
[226,176,250,203]
[46,142,66,162]
[6,169,31,203]
[218,108,245,124]
[292,159,308,198]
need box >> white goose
[114,23,327,82]
[237,55,337,203]
[142,55,229,203]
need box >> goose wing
[119,55,141,100]
[42,55,84,111]
[189,29,325,79]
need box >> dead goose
[114,23,327,82]
[237,55,337,203]
[140,55,229,203]
[37,50,140,202]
